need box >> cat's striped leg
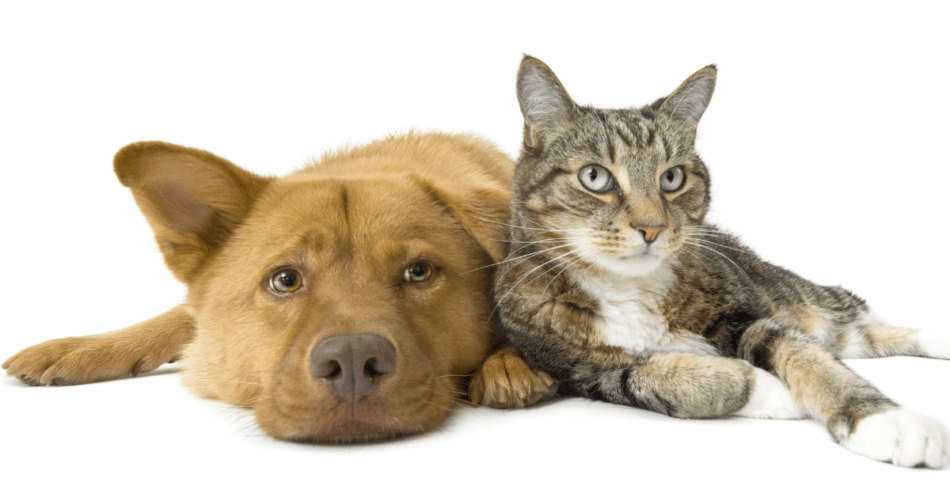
[739,318,949,468]
[837,318,950,360]
[567,353,804,420]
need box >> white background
[2,0,949,494]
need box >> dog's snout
[310,333,396,405]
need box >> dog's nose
[310,333,396,406]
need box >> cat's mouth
[618,245,660,260]
[602,247,666,276]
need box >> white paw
[734,368,807,420]
[840,408,950,469]
[916,329,950,360]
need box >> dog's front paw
[3,335,170,386]
[469,346,558,408]
[838,408,950,469]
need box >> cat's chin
[596,253,667,278]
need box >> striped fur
[496,56,950,468]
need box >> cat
[494,56,950,468]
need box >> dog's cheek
[179,322,270,408]
[398,373,458,434]
[253,393,306,441]
[436,276,495,376]
[179,269,285,408]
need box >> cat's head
[512,56,715,277]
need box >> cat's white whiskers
[501,238,584,263]
[677,228,755,253]
[526,251,586,299]
[538,246,602,299]
[677,245,712,272]
[481,218,590,234]
[678,233,755,255]
[506,236,586,245]
[494,244,589,312]
[682,239,756,288]
[493,238,593,282]
[466,241,580,275]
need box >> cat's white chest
[580,267,716,356]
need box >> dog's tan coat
[4,132,555,441]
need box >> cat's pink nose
[635,226,665,243]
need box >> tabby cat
[495,56,950,468]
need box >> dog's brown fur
[3,132,555,442]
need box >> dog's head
[115,135,511,441]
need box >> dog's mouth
[252,334,455,444]
[256,375,453,444]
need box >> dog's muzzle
[309,333,396,406]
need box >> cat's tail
[836,318,950,360]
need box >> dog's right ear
[114,142,271,284]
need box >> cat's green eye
[578,164,616,193]
[660,166,686,192]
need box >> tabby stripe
[585,381,608,402]
[747,328,781,371]
[523,167,570,200]
[700,309,759,355]
[838,394,899,434]
[619,368,632,399]
[662,137,673,161]
[523,203,571,217]
[605,128,617,164]
[615,124,634,148]
[652,391,676,416]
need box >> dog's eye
[269,269,303,294]
[403,261,433,283]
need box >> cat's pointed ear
[114,142,272,284]
[660,65,717,131]
[517,56,579,149]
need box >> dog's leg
[468,345,559,408]
[739,318,950,468]
[3,305,195,386]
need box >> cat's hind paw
[734,367,808,420]
[469,345,558,408]
[838,408,949,469]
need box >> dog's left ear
[114,142,272,284]
[420,181,510,264]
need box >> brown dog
[3,132,555,442]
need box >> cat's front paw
[469,345,558,408]
[838,408,949,469]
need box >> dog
[3,132,556,442]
